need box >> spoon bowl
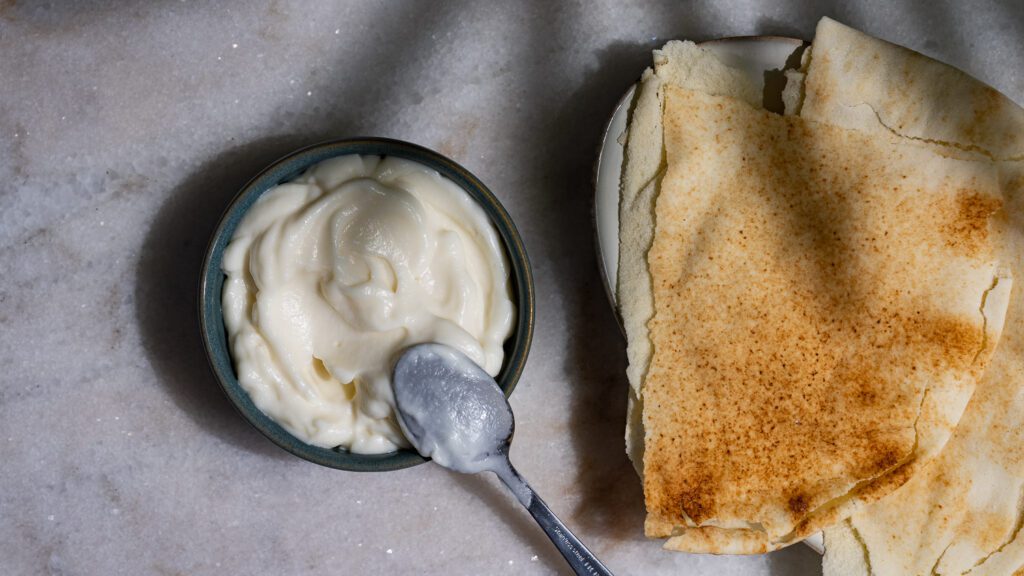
[392,343,514,475]
[392,343,614,576]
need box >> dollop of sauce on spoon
[392,343,531,505]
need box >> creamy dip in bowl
[199,138,534,471]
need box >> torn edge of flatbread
[781,45,811,116]
[619,41,762,476]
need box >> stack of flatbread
[619,17,1024,571]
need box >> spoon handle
[497,464,614,576]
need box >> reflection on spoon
[392,343,614,576]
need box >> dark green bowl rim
[198,137,535,472]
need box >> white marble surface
[2,1,1023,574]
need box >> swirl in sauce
[221,155,514,454]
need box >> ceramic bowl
[199,138,534,472]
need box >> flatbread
[825,248,1024,573]
[824,163,1024,575]
[799,17,1024,161]
[797,18,1024,575]
[618,41,762,472]
[781,48,810,116]
[643,86,1010,553]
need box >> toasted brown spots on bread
[642,87,1004,545]
[676,485,715,525]
[941,190,1002,255]
[867,446,902,477]
[788,493,810,516]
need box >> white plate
[592,36,826,555]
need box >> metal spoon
[392,343,614,576]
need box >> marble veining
[2,1,1022,574]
